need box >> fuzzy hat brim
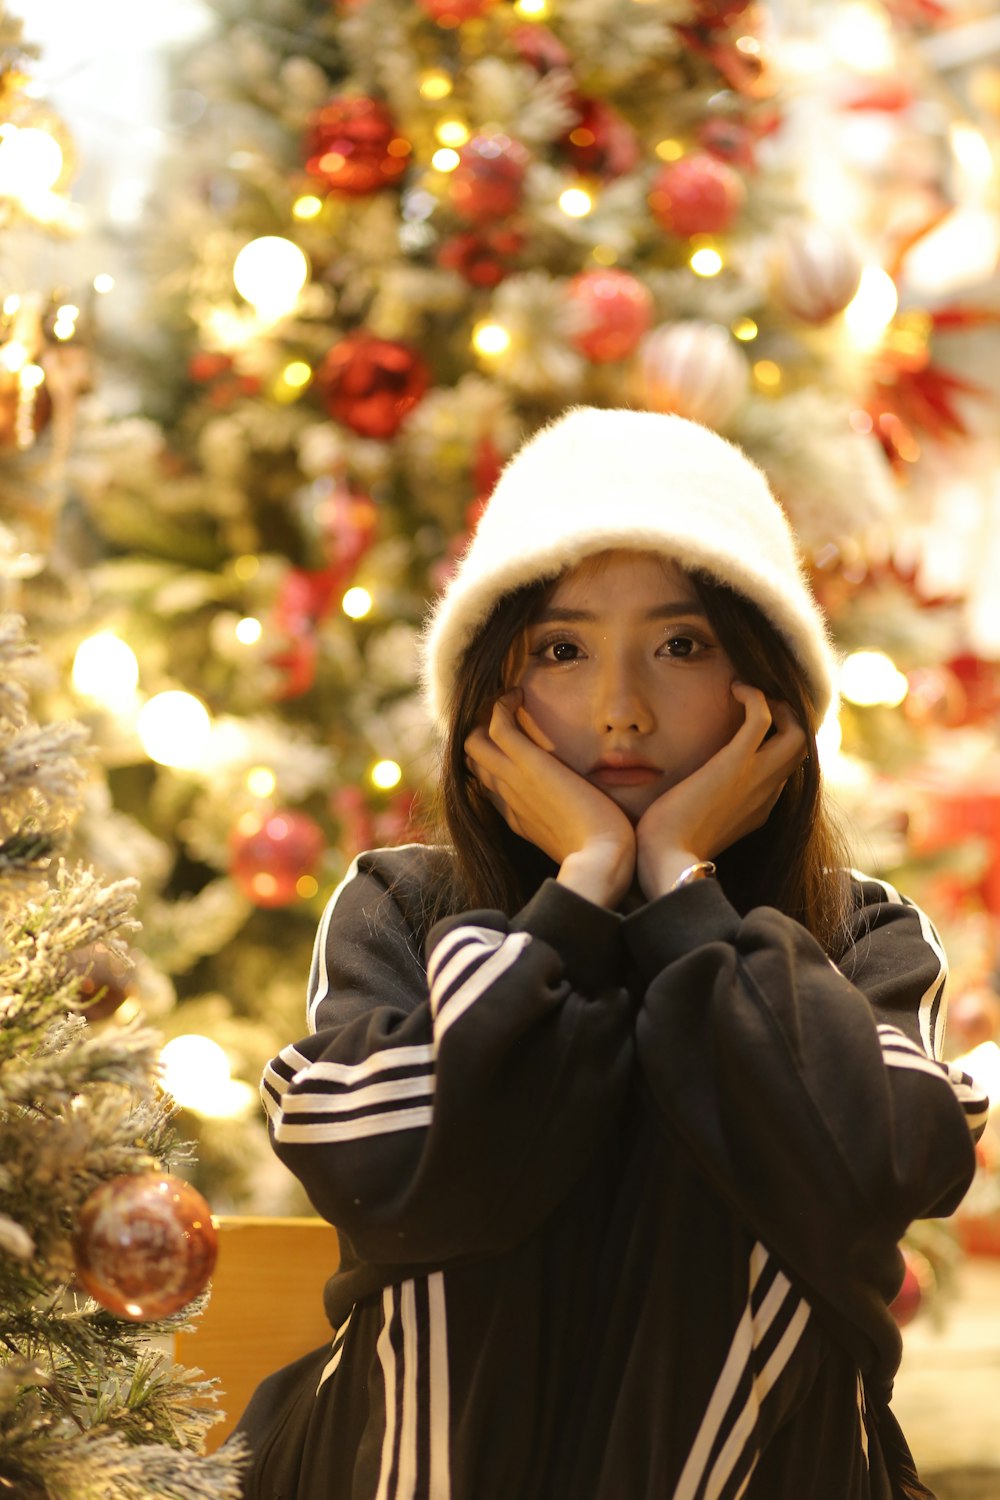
[422,407,838,731]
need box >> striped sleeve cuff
[878,1024,991,1141]
[510,878,623,993]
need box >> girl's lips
[589,766,662,787]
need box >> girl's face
[513,550,744,823]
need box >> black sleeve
[624,870,987,1336]
[261,858,633,1265]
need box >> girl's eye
[661,634,705,659]
[534,638,584,663]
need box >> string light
[839,649,908,708]
[246,765,277,798]
[558,187,593,218]
[419,70,453,101]
[690,246,723,277]
[431,147,461,173]
[93,273,115,295]
[826,2,894,74]
[654,139,684,162]
[72,631,139,708]
[752,359,782,390]
[137,691,212,769]
[160,1035,256,1119]
[0,126,64,196]
[2,294,19,316]
[843,266,898,348]
[472,320,511,356]
[235,616,262,644]
[233,236,309,320]
[234,554,260,581]
[436,120,470,148]
[296,875,320,899]
[592,245,618,266]
[371,759,403,790]
[0,340,28,372]
[342,586,373,619]
[514,0,549,15]
[732,317,758,341]
[292,194,323,220]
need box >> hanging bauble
[230,808,326,907]
[316,332,430,440]
[566,269,654,364]
[560,99,640,179]
[510,23,571,72]
[648,153,745,238]
[698,116,757,170]
[889,1249,928,1328]
[437,226,523,287]
[418,0,495,22]
[303,95,411,196]
[315,482,378,580]
[776,223,863,324]
[636,321,748,428]
[447,134,529,224]
[70,941,135,1022]
[72,1173,217,1322]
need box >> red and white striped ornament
[635,321,748,428]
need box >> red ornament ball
[567,268,653,363]
[418,0,495,23]
[304,95,411,195]
[447,134,529,224]
[70,942,134,1022]
[437,227,523,287]
[648,152,746,237]
[316,332,430,440]
[73,1173,217,1322]
[560,99,640,179]
[230,809,326,907]
[889,1251,926,1328]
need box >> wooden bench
[174,1216,341,1452]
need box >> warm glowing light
[431,147,461,173]
[655,139,684,162]
[342,586,373,619]
[296,875,320,899]
[234,554,260,581]
[56,303,79,322]
[752,359,781,389]
[2,294,19,316]
[420,70,453,101]
[72,632,139,707]
[19,363,44,389]
[839,649,908,708]
[233,236,309,320]
[436,120,470,148]
[235,616,263,644]
[0,126,64,195]
[0,341,28,373]
[559,187,593,218]
[904,209,1000,295]
[690,247,723,277]
[137,691,212,769]
[815,706,843,763]
[732,317,758,341]
[472,320,511,356]
[52,320,75,341]
[950,123,994,186]
[293,194,323,220]
[160,1034,256,1118]
[371,759,403,790]
[826,2,894,74]
[514,0,548,15]
[93,273,115,294]
[953,1042,1000,1113]
[592,244,618,266]
[282,360,312,388]
[246,765,277,798]
[843,266,898,348]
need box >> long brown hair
[418,560,853,956]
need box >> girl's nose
[596,664,654,734]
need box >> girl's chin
[605,786,664,823]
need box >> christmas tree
[33,0,999,1219]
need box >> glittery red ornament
[567,268,653,363]
[648,153,746,237]
[437,227,523,287]
[560,99,640,179]
[304,95,411,195]
[316,332,430,440]
[230,809,326,907]
[698,116,757,170]
[73,1173,217,1322]
[418,0,495,22]
[448,135,529,224]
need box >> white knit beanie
[422,406,837,728]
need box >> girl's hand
[634,684,807,900]
[465,690,636,908]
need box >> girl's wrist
[557,846,632,909]
[637,848,705,901]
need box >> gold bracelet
[670,860,717,892]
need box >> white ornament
[776,222,863,324]
[636,321,748,429]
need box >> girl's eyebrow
[535,601,709,624]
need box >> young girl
[236,407,987,1500]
